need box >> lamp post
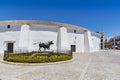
[100,31,104,49]
[74,36,77,45]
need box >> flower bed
[3,52,72,63]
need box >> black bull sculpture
[38,41,54,51]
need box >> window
[7,25,10,29]
[74,30,76,33]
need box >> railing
[4,49,72,55]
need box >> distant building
[105,35,120,49]
[0,20,101,54]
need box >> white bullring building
[0,20,101,54]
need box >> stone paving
[0,50,120,80]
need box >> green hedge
[3,52,72,63]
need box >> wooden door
[7,43,14,53]
[71,45,76,52]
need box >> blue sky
[0,0,120,37]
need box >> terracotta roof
[0,20,89,31]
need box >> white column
[19,24,30,51]
[84,30,93,52]
[57,27,69,52]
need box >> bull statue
[38,41,54,52]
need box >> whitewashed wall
[67,28,84,53]
[0,25,21,53]
[57,27,69,52]
[0,24,101,54]
[29,25,58,52]
[91,33,101,51]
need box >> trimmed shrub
[3,52,72,63]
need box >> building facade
[0,20,101,54]
[105,35,120,49]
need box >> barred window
[74,30,76,33]
[7,25,10,29]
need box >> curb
[0,77,21,80]
[0,59,73,66]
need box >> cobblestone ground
[0,50,120,80]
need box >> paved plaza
[0,50,120,80]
